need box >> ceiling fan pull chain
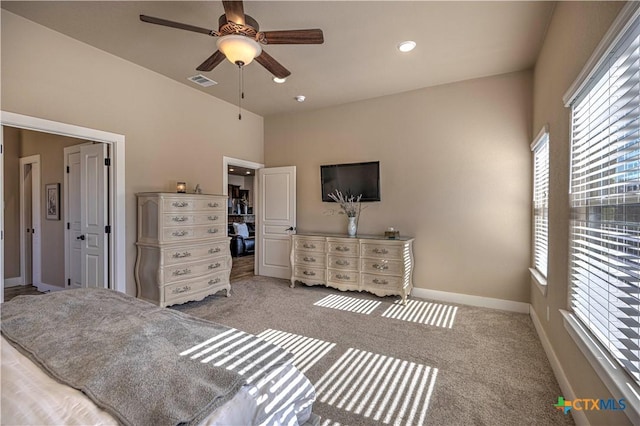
[237,62,243,120]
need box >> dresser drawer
[294,237,326,253]
[163,255,231,284]
[163,241,228,265]
[361,243,405,260]
[163,198,198,212]
[361,273,403,290]
[293,265,326,282]
[294,252,326,267]
[327,240,359,256]
[327,269,358,284]
[163,270,230,301]
[361,258,405,275]
[327,255,358,270]
[196,198,226,211]
[163,213,225,227]
[163,224,226,242]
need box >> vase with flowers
[328,189,362,237]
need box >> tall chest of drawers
[135,193,231,307]
[290,233,414,304]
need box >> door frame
[19,155,41,287]
[0,111,126,299]
[222,156,264,273]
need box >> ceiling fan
[140,0,324,79]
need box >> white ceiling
[1,1,555,117]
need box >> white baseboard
[530,307,587,425]
[4,277,24,287]
[411,287,529,313]
[36,282,65,293]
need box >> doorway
[1,111,126,303]
[223,157,263,281]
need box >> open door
[257,166,296,279]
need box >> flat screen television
[321,161,381,202]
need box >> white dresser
[135,192,231,307]
[290,233,414,304]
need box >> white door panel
[258,166,296,279]
[81,144,108,288]
[65,148,82,288]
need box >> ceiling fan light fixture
[217,34,262,66]
[397,40,416,53]
[273,76,287,84]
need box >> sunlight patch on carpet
[314,348,438,425]
[257,329,336,373]
[320,418,343,426]
[313,294,381,314]
[381,299,458,328]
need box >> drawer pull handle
[172,251,191,259]
[373,263,389,270]
[209,262,222,270]
[172,216,188,222]
[208,247,221,254]
[172,230,188,237]
[208,228,219,234]
[303,243,316,249]
[303,270,316,276]
[208,202,220,208]
[173,268,191,276]
[336,274,350,280]
[373,248,389,254]
[303,256,316,262]
[373,278,389,285]
[335,259,350,266]
[208,278,221,285]
[172,285,191,294]
[335,246,350,252]
[172,202,189,208]
[208,215,219,221]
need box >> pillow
[233,222,250,238]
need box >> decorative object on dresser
[327,189,363,237]
[290,233,414,304]
[135,192,231,307]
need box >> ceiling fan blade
[140,15,217,36]
[196,50,226,72]
[222,0,245,25]
[255,50,291,79]
[260,29,324,45]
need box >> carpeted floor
[173,276,574,426]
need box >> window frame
[530,126,550,295]
[562,3,640,423]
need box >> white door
[79,144,108,288]
[257,166,296,279]
[64,146,82,288]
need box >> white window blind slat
[531,129,549,278]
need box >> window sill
[561,310,640,425]
[529,268,547,296]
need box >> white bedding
[1,336,314,425]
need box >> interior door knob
[77,235,86,240]
[286,226,295,231]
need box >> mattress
[1,335,314,425]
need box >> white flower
[327,189,362,218]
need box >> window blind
[532,131,549,278]
[569,16,640,386]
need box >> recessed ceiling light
[397,40,416,53]
[229,168,235,172]
[295,95,306,102]
[273,77,287,84]
[245,171,251,174]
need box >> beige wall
[3,127,21,278]
[532,2,630,425]
[265,71,532,303]
[1,11,264,295]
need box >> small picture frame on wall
[46,183,60,220]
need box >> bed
[1,288,317,426]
